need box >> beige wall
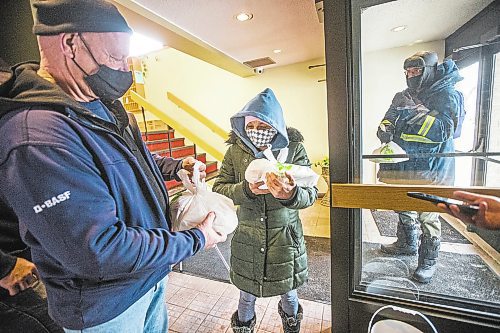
[141,47,329,192]
[361,41,445,183]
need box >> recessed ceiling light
[391,25,407,32]
[273,49,282,54]
[235,12,253,22]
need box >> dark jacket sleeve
[0,119,205,280]
[376,92,406,142]
[278,143,318,210]
[0,250,16,280]
[152,153,183,181]
[212,145,255,205]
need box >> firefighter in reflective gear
[376,51,464,284]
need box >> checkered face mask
[246,128,277,148]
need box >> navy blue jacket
[0,63,205,329]
[377,59,463,185]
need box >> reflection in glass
[455,62,479,186]
[356,0,499,313]
[486,53,500,186]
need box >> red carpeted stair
[141,129,219,195]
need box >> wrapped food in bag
[171,162,238,235]
[369,141,409,163]
[244,147,319,188]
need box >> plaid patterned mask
[246,128,277,148]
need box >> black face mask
[84,65,133,101]
[406,66,435,93]
[406,76,423,91]
[73,34,133,101]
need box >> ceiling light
[236,12,253,22]
[273,49,282,54]
[129,32,163,57]
[391,25,407,32]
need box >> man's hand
[437,191,500,230]
[196,212,227,249]
[0,258,39,296]
[182,156,206,180]
[248,181,271,195]
[266,172,296,200]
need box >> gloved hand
[377,123,395,143]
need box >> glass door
[325,0,500,332]
[486,51,500,186]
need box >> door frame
[325,0,500,332]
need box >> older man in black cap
[0,1,226,331]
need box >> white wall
[361,41,445,183]
[141,48,329,192]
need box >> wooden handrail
[167,92,229,141]
[331,183,500,212]
[129,91,225,161]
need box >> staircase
[141,129,219,195]
[122,58,221,195]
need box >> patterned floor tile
[169,309,207,332]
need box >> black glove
[377,123,395,143]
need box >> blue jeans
[238,289,299,322]
[63,277,168,333]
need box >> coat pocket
[287,224,300,249]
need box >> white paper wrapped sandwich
[369,141,409,164]
[171,162,238,236]
[244,147,319,188]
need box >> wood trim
[331,183,500,212]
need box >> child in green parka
[213,88,318,333]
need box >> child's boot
[278,301,303,333]
[231,311,256,333]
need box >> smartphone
[407,192,479,216]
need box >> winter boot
[278,301,303,333]
[413,235,440,284]
[380,221,419,255]
[231,311,256,333]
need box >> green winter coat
[212,128,318,297]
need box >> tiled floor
[300,200,331,238]
[167,200,331,333]
[166,272,332,333]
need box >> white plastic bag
[369,141,409,163]
[171,162,238,235]
[244,147,319,188]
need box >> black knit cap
[31,0,132,35]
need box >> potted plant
[314,157,329,176]
[314,157,330,206]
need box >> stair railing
[166,92,228,141]
[129,91,225,162]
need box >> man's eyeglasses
[404,67,423,78]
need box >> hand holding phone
[407,192,479,216]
